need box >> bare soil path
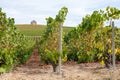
[0,44,120,80]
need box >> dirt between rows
[0,44,120,80]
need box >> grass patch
[16,24,45,36]
[16,24,74,36]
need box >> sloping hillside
[16,24,73,36]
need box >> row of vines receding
[0,8,35,73]
[64,6,120,68]
[38,7,68,72]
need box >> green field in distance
[16,24,74,36]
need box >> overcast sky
[0,0,120,27]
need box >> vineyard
[0,6,120,80]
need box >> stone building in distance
[31,20,37,25]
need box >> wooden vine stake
[112,21,116,70]
[58,22,63,74]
